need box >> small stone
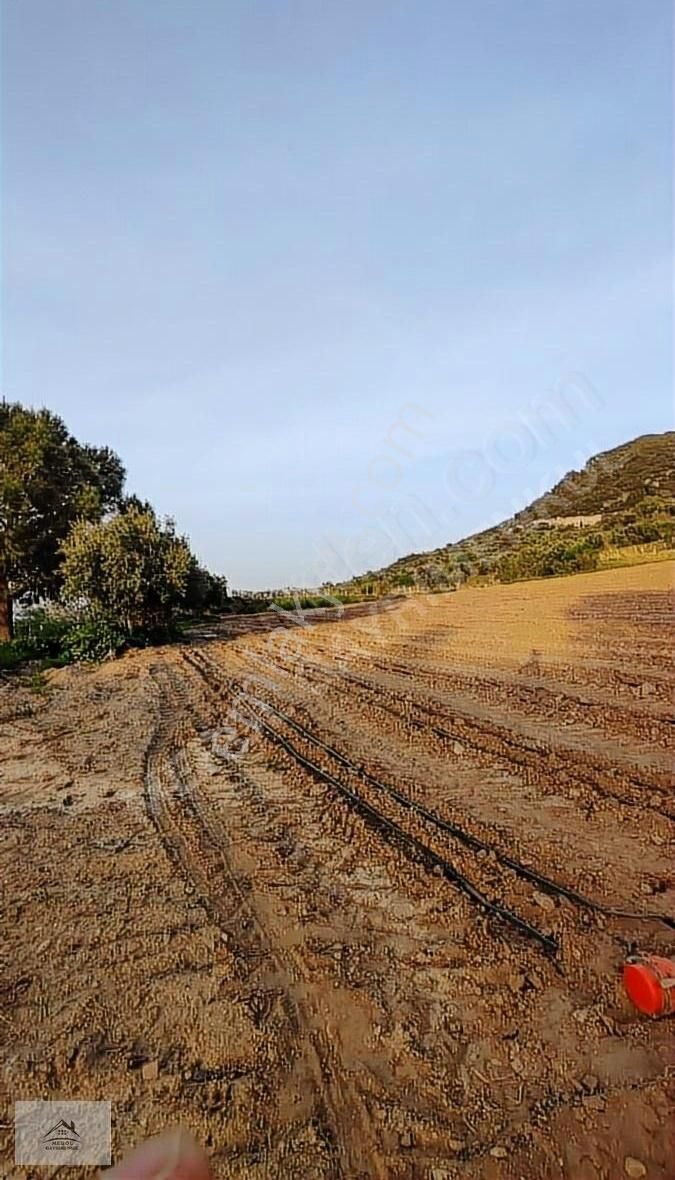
[141,1060,159,1082]
[533,891,556,912]
[399,1131,414,1149]
[490,1146,508,1160]
[62,794,74,807]
[624,1159,646,1179]
[453,742,464,755]
[581,1073,599,1092]
[582,1095,606,1112]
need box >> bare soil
[1,562,674,1179]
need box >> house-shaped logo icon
[43,1119,80,1151]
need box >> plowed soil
[1,562,674,1179]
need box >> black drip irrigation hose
[235,692,560,958]
[236,649,675,934]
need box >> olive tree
[0,401,125,639]
[62,508,193,638]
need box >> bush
[60,616,126,663]
[14,608,72,659]
[3,606,126,668]
[0,641,29,670]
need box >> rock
[399,1131,414,1149]
[533,891,556,912]
[505,971,526,994]
[141,1060,159,1082]
[582,1095,606,1112]
[509,1053,525,1076]
[490,1146,508,1159]
[624,1159,646,1179]
[453,742,464,755]
[62,794,74,807]
[581,1073,599,1092]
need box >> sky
[2,0,672,589]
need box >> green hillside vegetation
[329,432,675,597]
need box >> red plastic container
[623,954,675,1017]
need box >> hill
[517,432,675,521]
[328,431,675,596]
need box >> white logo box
[15,1100,111,1166]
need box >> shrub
[14,607,72,658]
[60,616,126,663]
[4,605,126,667]
[0,641,28,670]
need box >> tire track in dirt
[174,643,674,1173]
[144,659,386,1180]
[182,648,564,956]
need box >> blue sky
[2,0,672,588]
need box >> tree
[181,561,229,612]
[0,402,125,639]
[0,405,126,641]
[61,507,193,638]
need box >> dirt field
[1,561,673,1179]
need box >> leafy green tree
[61,508,193,638]
[181,562,229,612]
[0,401,125,639]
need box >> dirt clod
[625,1159,647,1178]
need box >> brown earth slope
[1,562,674,1179]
